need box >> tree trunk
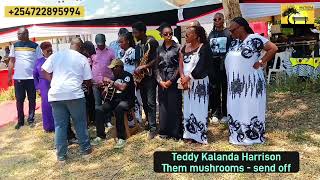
[222,0,242,26]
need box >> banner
[281,4,315,25]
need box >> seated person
[92,59,135,149]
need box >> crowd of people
[7,14,278,163]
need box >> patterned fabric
[225,34,268,145]
[182,46,209,144]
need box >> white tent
[0,0,179,44]
[0,0,178,29]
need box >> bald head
[17,27,29,41]
[189,20,200,27]
[70,37,84,52]
[213,13,225,29]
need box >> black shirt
[181,43,212,79]
[155,41,180,83]
[135,36,159,76]
[112,71,135,104]
[208,28,231,57]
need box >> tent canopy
[0,0,178,29]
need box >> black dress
[155,41,182,139]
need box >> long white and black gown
[182,44,211,144]
[225,34,268,145]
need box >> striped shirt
[9,41,43,79]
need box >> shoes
[159,135,169,139]
[91,137,105,146]
[210,116,219,124]
[57,156,67,165]
[221,116,229,123]
[106,122,113,128]
[15,124,23,130]
[81,148,93,156]
[114,139,126,149]
[148,130,157,140]
[68,138,78,145]
[28,122,35,128]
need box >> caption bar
[154,151,299,173]
[5,6,85,17]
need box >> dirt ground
[1,92,320,179]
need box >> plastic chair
[267,52,286,84]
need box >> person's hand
[8,76,12,86]
[134,65,146,75]
[164,80,172,88]
[181,76,190,86]
[182,83,189,90]
[159,81,168,89]
[253,60,264,70]
[103,77,113,85]
[36,90,41,97]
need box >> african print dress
[182,45,209,144]
[225,34,268,145]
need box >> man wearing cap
[92,59,135,149]
[92,34,115,128]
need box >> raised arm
[8,57,15,86]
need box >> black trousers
[14,79,36,125]
[209,60,228,118]
[140,76,157,131]
[84,88,95,126]
[158,84,182,139]
[95,99,132,139]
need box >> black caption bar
[154,151,299,173]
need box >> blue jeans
[51,98,91,160]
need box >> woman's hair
[40,42,52,50]
[119,32,135,48]
[157,22,172,34]
[83,41,96,56]
[189,26,208,44]
[232,16,254,34]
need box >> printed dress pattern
[182,49,209,144]
[225,34,268,145]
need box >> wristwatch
[259,60,265,66]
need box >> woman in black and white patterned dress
[179,26,212,144]
[225,17,278,145]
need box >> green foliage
[268,73,320,93]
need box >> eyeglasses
[163,32,173,37]
[214,18,222,22]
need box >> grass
[0,86,15,103]
[1,88,320,179]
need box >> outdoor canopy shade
[0,0,180,43]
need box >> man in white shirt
[8,27,43,129]
[42,37,92,162]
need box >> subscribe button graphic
[5,6,85,17]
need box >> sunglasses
[214,18,222,22]
[163,32,173,37]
